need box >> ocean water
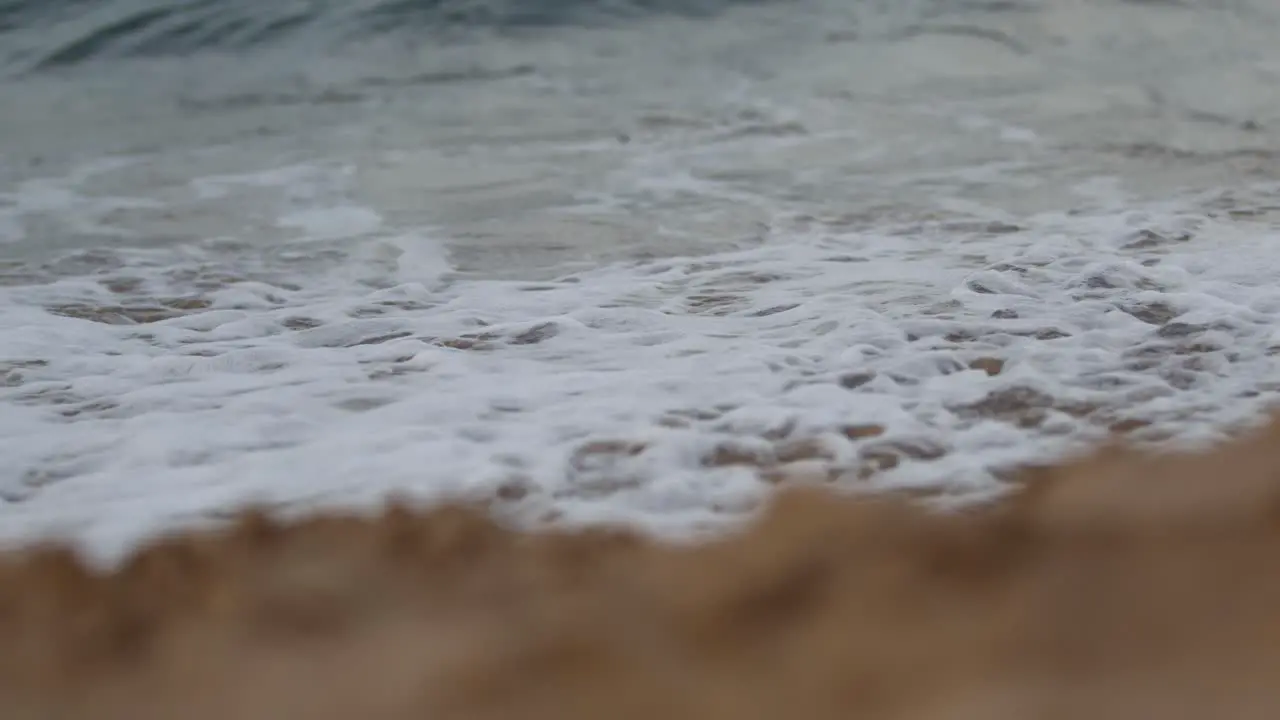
[4,0,1280,561]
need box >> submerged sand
[6,421,1280,719]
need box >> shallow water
[4,0,1280,559]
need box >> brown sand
[6,421,1280,719]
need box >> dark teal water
[0,0,792,73]
[0,0,1065,75]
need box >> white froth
[4,171,1280,562]
[277,206,384,241]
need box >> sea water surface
[4,0,1280,561]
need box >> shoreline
[5,419,1280,718]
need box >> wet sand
[5,419,1280,719]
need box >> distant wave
[0,0,779,75]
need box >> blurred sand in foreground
[6,422,1280,719]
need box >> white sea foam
[4,160,1280,563]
